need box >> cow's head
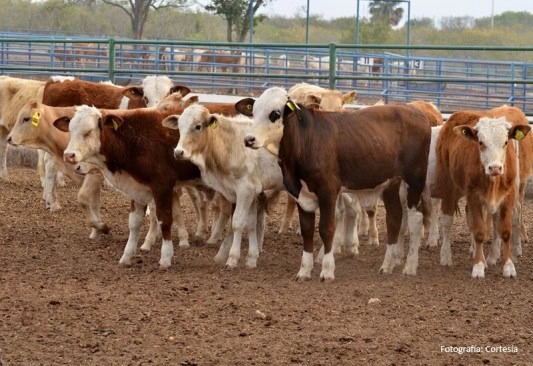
[237,87,291,156]
[54,105,114,166]
[162,104,210,160]
[122,75,190,108]
[7,100,43,148]
[156,93,198,112]
[453,116,531,177]
[305,90,357,112]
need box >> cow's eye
[195,124,202,131]
[83,131,91,138]
[23,117,30,123]
[269,110,281,122]
[479,141,485,148]
[504,141,508,147]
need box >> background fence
[1,31,532,113]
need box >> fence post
[329,43,336,90]
[108,38,115,83]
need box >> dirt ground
[1,168,532,366]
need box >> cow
[164,104,284,268]
[54,106,204,269]
[7,101,108,239]
[0,76,45,181]
[238,87,431,280]
[41,76,191,213]
[197,50,244,73]
[432,110,530,278]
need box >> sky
[262,0,533,22]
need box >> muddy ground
[1,168,532,366]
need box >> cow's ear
[53,116,71,132]
[186,96,199,106]
[509,124,531,141]
[207,115,218,129]
[235,98,255,116]
[122,86,144,100]
[162,115,179,130]
[170,85,190,97]
[305,94,321,107]
[453,125,478,141]
[29,99,39,109]
[342,90,357,104]
[101,114,124,131]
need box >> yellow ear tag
[286,101,300,111]
[347,95,355,104]
[31,111,41,127]
[515,130,525,140]
[210,122,218,130]
[112,120,119,131]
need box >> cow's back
[408,100,443,127]
[43,79,122,109]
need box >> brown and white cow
[238,87,431,280]
[54,106,203,269]
[432,110,530,278]
[7,101,108,239]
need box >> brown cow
[408,101,443,127]
[238,87,431,280]
[432,110,530,278]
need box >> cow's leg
[402,181,425,275]
[499,197,517,278]
[342,193,358,256]
[359,207,369,237]
[512,192,523,258]
[427,198,441,247]
[487,212,501,265]
[245,199,259,268]
[296,204,315,281]
[466,197,488,278]
[214,227,234,265]
[440,193,458,266]
[154,190,175,269]
[226,192,255,268]
[187,187,208,240]
[379,179,403,274]
[518,183,528,244]
[37,150,46,187]
[0,127,9,180]
[279,194,297,234]
[171,190,190,250]
[367,208,379,246]
[317,189,338,281]
[317,193,345,263]
[119,201,146,266]
[43,152,60,211]
[78,173,109,239]
[56,171,66,187]
[208,194,231,245]
[395,182,408,263]
[256,195,267,254]
[141,201,159,252]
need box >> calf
[432,111,530,278]
[7,101,108,239]
[54,106,202,269]
[288,83,356,111]
[164,104,284,268]
[239,87,431,280]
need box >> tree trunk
[227,20,233,42]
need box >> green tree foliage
[204,0,270,42]
[369,0,404,26]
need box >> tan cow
[7,101,108,239]
[288,83,356,112]
[432,110,530,278]
[0,76,45,180]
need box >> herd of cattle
[0,74,531,281]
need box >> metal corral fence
[1,32,533,113]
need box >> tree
[205,0,270,42]
[369,1,404,27]
[101,0,188,39]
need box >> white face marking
[475,117,512,176]
[246,87,288,154]
[64,105,102,165]
[175,104,210,160]
[141,75,174,107]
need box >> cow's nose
[64,152,76,164]
[244,136,256,147]
[488,165,503,176]
[174,149,184,159]
[6,136,12,145]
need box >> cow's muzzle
[244,135,257,148]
